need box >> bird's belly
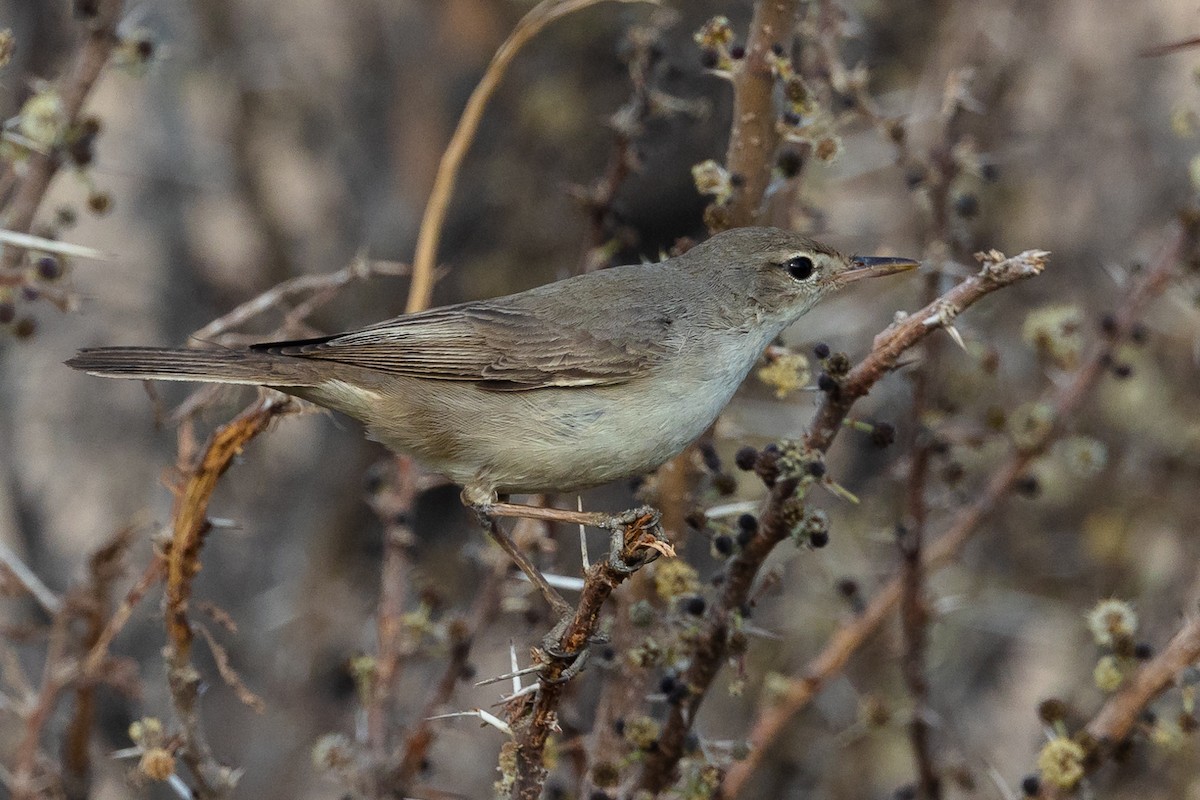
[360,369,743,498]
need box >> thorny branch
[637,248,1049,794]
[163,392,299,797]
[722,221,1194,798]
[508,513,671,799]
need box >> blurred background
[1,0,1200,798]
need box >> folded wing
[252,300,678,391]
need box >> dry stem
[163,393,297,796]
[407,0,656,313]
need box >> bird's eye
[783,255,815,280]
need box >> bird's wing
[251,300,679,391]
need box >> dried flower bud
[1086,599,1138,647]
[1037,738,1085,790]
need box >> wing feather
[251,297,679,391]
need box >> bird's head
[685,227,919,322]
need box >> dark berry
[699,48,719,69]
[713,473,738,496]
[817,373,837,392]
[729,172,746,188]
[870,422,896,448]
[1112,363,1134,379]
[1134,642,1153,660]
[776,148,803,178]
[770,43,784,56]
[836,578,859,598]
[682,596,706,615]
[734,446,758,471]
[713,535,734,556]
[813,342,831,359]
[953,194,979,218]
[809,530,829,548]
[737,513,758,534]
[781,110,801,127]
[1020,775,1039,797]
[13,317,36,339]
[806,461,826,478]
[730,45,745,60]
[699,442,721,472]
[1014,475,1040,497]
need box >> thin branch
[0,540,62,616]
[190,257,409,343]
[406,0,657,313]
[722,222,1193,798]
[636,248,1049,795]
[1,0,124,272]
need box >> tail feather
[65,347,319,387]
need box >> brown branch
[511,512,669,800]
[1,0,124,272]
[634,247,1048,795]
[163,392,298,797]
[62,526,136,796]
[722,222,1193,798]
[715,0,799,230]
[366,456,419,779]
[1034,614,1200,799]
[11,614,71,800]
[406,0,656,313]
[392,563,505,787]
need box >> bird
[68,227,917,512]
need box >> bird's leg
[480,501,673,576]
[480,515,572,621]
[472,498,673,682]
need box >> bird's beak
[840,255,921,284]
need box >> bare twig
[0,540,62,616]
[722,223,1192,798]
[407,0,657,313]
[190,257,409,344]
[1,0,124,272]
[636,248,1049,794]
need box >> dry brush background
[1,1,1200,799]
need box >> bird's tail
[65,347,319,387]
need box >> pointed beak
[840,255,921,284]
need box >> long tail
[65,347,320,387]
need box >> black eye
[783,255,815,280]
